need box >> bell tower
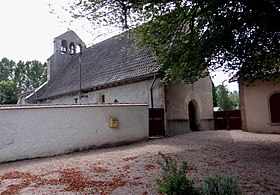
[47,30,86,81]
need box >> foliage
[212,82,218,107]
[200,173,242,195]
[0,81,21,104]
[157,153,242,195]
[214,84,239,111]
[68,0,142,30]
[69,0,280,84]
[0,58,47,92]
[0,57,47,104]
[157,152,198,195]
[13,60,47,91]
[0,57,15,81]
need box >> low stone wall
[166,119,214,136]
[0,104,148,163]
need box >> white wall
[42,79,165,108]
[0,104,148,163]
[165,77,214,135]
[240,81,280,133]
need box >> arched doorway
[188,101,198,131]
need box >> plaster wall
[43,79,165,109]
[0,104,148,163]
[240,81,280,133]
[165,77,214,135]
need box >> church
[25,30,214,136]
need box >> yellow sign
[109,117,119,128]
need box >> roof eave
[37,72,161,101]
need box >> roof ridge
[36,29,160,101]
[86,30,132,50]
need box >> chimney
[47,30,86,81]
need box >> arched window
[61,40,68,53]
[69,42,76,55]
[101,95,105,103]
[99,94,105,103]
[76,44,82,53]
[269,93,280,123]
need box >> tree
[68,0,138,30]
[214,83,239,111]
[68,0,280,84]
[0,58,47,104]
[0,57,15,81]
[13,60,47,91]
[228,90,240,109]
[0,81,21,104]
[0,58,47,92]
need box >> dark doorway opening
[149,108,165,137]
[269,93,280,123]
[188,101,198,131]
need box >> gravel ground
[0,130,280,194]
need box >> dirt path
[0,130,280,194]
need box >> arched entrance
[188,101,198,131]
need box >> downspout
[79,52,82,99]
[150,74,157,109]
[77,52,88,101]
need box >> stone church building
[25,30,214,136]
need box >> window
[269,93,280,123]
[69,42,76,55]
[76,44,82,53]
[99,94,105,103]
[61,40,68,53]
[102,95,105,103]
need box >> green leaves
[157,153,198,195]
[0,81,20,104]
[69,0,280,84]
[214,84,239,111]
[200,173,242,195]
[136,0,280,84]
[0,58,47,104]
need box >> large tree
[0,58,47,92]
[0,81,21,104]
[0,58,47,104]
[69,0,280,84]
[13,60,47,91]
[214,84,239,110]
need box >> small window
[269,93,280,123]
[61,40,68,53]
[99,94,105,103]
[69,42,76,55]
[76,44,82,53]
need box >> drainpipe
[150,74,157,109]
[78,52,88,100]
[79,52,82,99]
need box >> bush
[200,173,242,195]
[156,153,198,195]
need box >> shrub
[200,173,242,195]
[156,153,198,195]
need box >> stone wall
[41,79,165,109]
[0,104,148,163]
[165,77,214,136]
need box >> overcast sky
[0,0,238,91]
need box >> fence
[214,110,242,130]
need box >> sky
[0,0,238,91]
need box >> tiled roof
[38,31,160,100]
